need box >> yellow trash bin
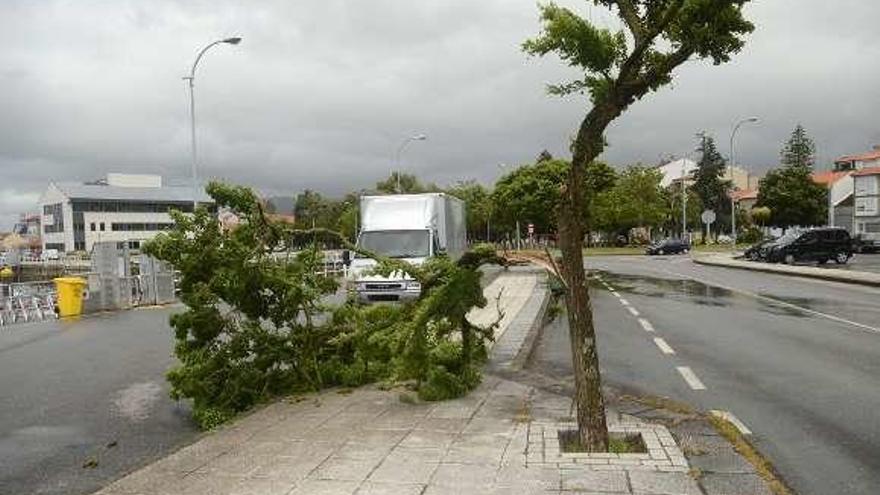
[54,277,88,317]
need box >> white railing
[0,281,57,327]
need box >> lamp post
[184,37,242,211]
[729,117,759,246]
[394,134,427,193]
[678,148,700,241]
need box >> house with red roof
[817,146,880,237]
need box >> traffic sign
[701,209,716,226]
[527,223,534,235]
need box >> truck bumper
[356,289,420,304]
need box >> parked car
[743,237,778,261]
[852,234,879,254]
[766,227,852,265]
[645,239,690,255]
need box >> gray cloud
[1,0,878,228]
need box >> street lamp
[729,117,759,247]
[676,149,700,241]
[184,36,242,211]
[394,134,427,193]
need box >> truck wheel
[835,252,849,264]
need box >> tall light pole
[394,134,427,193]
[184,37,242,211]
[729,117,759,246]
[678,147,700,241]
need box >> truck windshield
[357,230,430,259]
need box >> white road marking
[710,410,752,435]
[676,366,707,390]
[626,306,640,317]
[611,290,621,298]
[638,318,655,332]
[619,298,630,306]
[653,337,676,355]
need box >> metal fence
[0,281,57,327]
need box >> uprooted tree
[145,182,505,428]
[523,0,754,451]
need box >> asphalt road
[528,255,880,495]
[0,306,199,495]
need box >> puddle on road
[591,271,818,319]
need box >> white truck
[346,193,466,303]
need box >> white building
[656,158,759,191]
[39,174,212,253]
[657,158,698,188]
[823,146,880,234]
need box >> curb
[487,266,551,374]
[693,255,880,288]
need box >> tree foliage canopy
[691,134,731,229]
[758,126,826,228]
[780,124,816,170]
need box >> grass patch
[709,415,794,495]
[558,430,647,454]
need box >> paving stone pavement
[92,268,709,495]
[93,373,707,495]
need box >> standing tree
[375,172,439,194]
[780,123,816,170]
[523,1,753,450]
[758,125,826,228]
[692,134,732,236]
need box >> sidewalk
[93,268,702,495]
[695,252,880,287]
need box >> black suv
[645,239,690,255]
[766,228,852,265]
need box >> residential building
[657,158,697,188]
[852,167,880,240]
[730,189,758,212]
[822,146,880,233]
[657,159,759,191]
[38,173,212,253]
[833,146,880,171]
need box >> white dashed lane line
[626,306,640,317]
[637,318,655,332]
[619,298,630,306]
[711,410,752,435]
[676,366,707,390]
[653,337,676,355]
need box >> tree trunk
[558,192,608,452]
[557,99,625,451]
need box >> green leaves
[524,1,754,105]
[145,182,503,427]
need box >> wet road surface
[529,255,880,495]
[0,306,198,495]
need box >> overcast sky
[1,0,879,228]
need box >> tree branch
[613,0,645,43]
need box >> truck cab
[347,194,465,303]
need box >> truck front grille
[364,283,403,291]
